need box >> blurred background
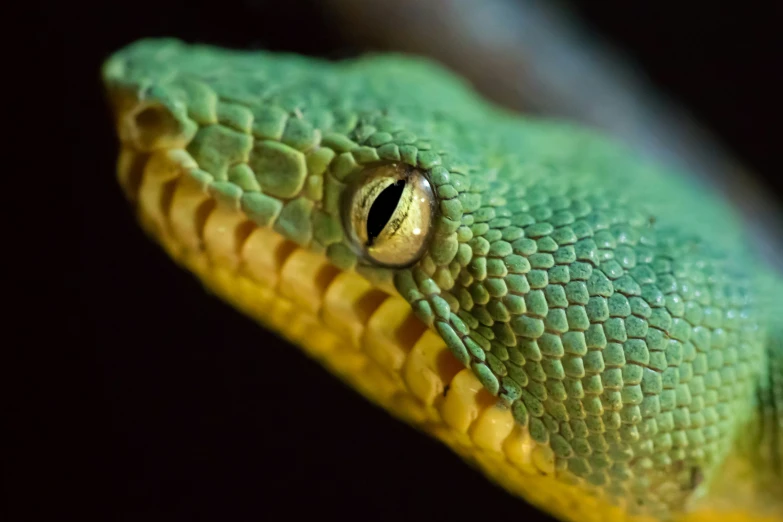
[20,0,782,520]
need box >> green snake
[102,38,782,522]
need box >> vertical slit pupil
[366,180,405,246]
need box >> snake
[102,38,782,522]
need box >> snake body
[102,39,782,521]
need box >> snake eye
[343,162,435,268]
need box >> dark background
[16,1,782,521]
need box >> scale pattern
[103,39,779,520]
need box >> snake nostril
[125,103,182,151]
[134,105,166,129]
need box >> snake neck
[710,329,783,514]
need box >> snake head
[103,39,777,521]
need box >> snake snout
[103,53,198,153]
[121,102,182,151]
[105,91,197,153]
